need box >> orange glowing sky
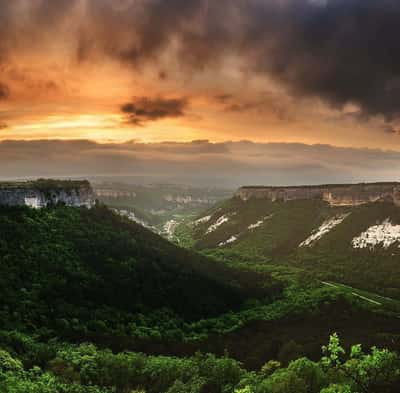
[1,0,400,150]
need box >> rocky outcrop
[0,179,95,208]
[236,183,400,207]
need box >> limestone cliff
[235,182,400,207]
[0,179,95,208]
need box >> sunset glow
[1,0,400,182]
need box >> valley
[3,2,400,391]
[93,182,232,239]
[0,180,400,392]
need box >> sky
[1,0,400,185]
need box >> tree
[0,349,23,372]
[320,384,353,393]
[322,333,400,393]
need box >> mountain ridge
[236,182,400,206]
[186,193,400,299]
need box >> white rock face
[206,214,230,234]
[218,235,238,247]
[193,215,212,225]
[217,214,273,247]
[0,181,95,208]
[163,219,178,240]
[247,214,274,230]
[248,220,264,230]
[24,197,41,209]
[352,219,400,249]
[299,213,350,247]
[116,209,150,228]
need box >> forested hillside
[0,205,282,337]
[1,204,400,392]
[187,197,400,298]
[1,332,400,393]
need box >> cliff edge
[235,182,400,206]
[0,179,95,208]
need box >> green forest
[3,0,400,389]
[1,332,400,393]
[0,205,399,392]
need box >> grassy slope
[190,198,400,298]
[293,202,400,297]
[192,198,346,255]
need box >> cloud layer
[1,0,400,123]
[1,139,399,188]
[76,0,400,122]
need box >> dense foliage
[1,203,400,392]
[1,332,399,393]
[0,205,281,340]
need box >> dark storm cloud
[32,0,78,23]
[121,97,188,125]
[79,0,228,69]
[243,0,400,121]
[0,0,78,57]
[1,0,400,124]
[80,0,400,122]
[0,0,16,58]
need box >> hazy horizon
[0,138,399,188]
